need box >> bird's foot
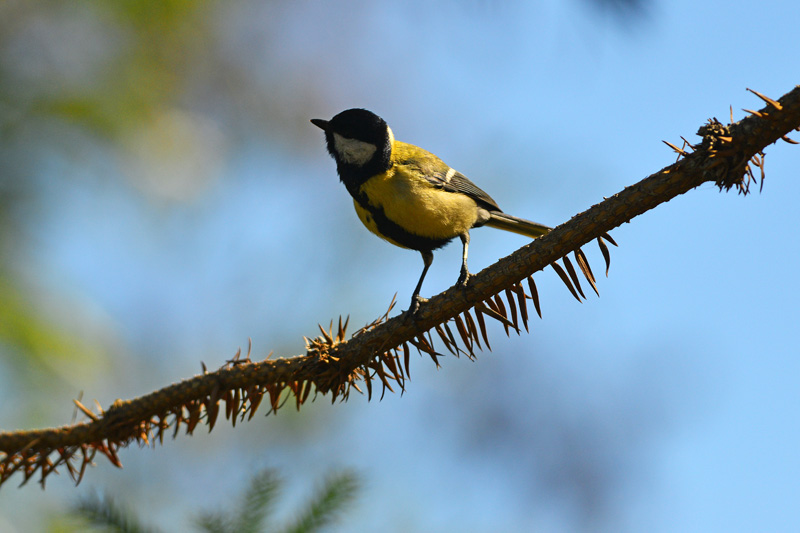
[456,270,471,288]
[407,295,428,316]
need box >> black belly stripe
[336,164,454,252]
[353,190,452,252]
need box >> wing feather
[393,141,501,211]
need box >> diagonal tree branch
[1,85,799,489]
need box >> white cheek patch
[333,133,378,165]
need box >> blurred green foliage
[0,0,226,392]
[0,274,99,373]
[60,469,360,533]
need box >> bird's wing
[394,142,501,211]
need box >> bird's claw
[407,295,428,316]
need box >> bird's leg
[409,250,434,314]
[456,232,471,287]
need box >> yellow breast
[358,169,477,242]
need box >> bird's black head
[311,109,393,177]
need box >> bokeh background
[1,0,799,531]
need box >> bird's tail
[485,212,551,239]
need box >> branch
[2,85,799,489]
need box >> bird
[311,108,551,314]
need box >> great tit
[311,108,551,313]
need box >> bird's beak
[310,118,329,131]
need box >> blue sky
[2,0,800,531]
